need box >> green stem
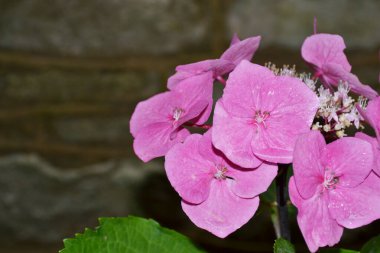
[276,163,291,241]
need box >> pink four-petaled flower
[130,72,213,162]
[165,130,277,238]
[302,33,378,99]
[289,130,380,252]
[212,60,319,167]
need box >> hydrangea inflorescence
[130,30,380,252]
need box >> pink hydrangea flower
[130,72,213,162]
[167,35,261,89]
[302,33,378,99]
[164,130,277,238]
[356,97,380,175]
[212,60,319,167]
[289,130,380,252]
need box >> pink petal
[176,100,209,127]
[288,177,302,208]
[168,59,234,90]
[355,132,380,175]
[321,137,373,188]
[133,123,190,162]
[328,172,380,229]
[197,129,227,166]
[220,36,261,66]
[221,60,274,117]
[322,63,378,99]
[259,75,319,120]
[181,180,259,238]
[250,75,319,163]
[130,83,210,139]
[293,131,325,199]
[229,33,240,46]
[253,148,293,164]
[176,59,234,75]
[130,91,174,137]
[356,104,373,132]
[301,33,351,72]
[252,114,313,164]
[296,191,344,252]
[164,134,213,204]
[174,72,214,125]
[212,101,263,168]
[228,162,277,198]
[357,97,380,141]
[167,71,195,90]
[201,129,277,197]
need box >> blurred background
[0,0,379,252]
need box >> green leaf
[60,216,205,253]
[273,238,295,253]
[361,235,380,253]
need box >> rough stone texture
[0,0,211,56]
[0,69,165,167]
[54,117,131,143]
[0,154,163,242]
[228,0,380,49]
[0,70,162,104]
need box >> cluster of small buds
[312,82,366,138]
[265,62,318,90]
[265,63,366,139]
[265,62,297,77]
[298,72,317,91]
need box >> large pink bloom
[165,130,277,238]
[212,60,319,167]
[290,130,380,252]
[356,97,380,175]
[167,35,261,89]
[130,72,213,162]
[302,33,378,99]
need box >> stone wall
[0,1,379,252]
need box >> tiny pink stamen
[214,164,228,180]
[172,107,185,123]
[323,168,339,189]
[253,110,270,128]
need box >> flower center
[214,164,228,180]
[172,107,185,122]
[254,110,270,126]
[323,168,339,189]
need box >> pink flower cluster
[130,30,380,252]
